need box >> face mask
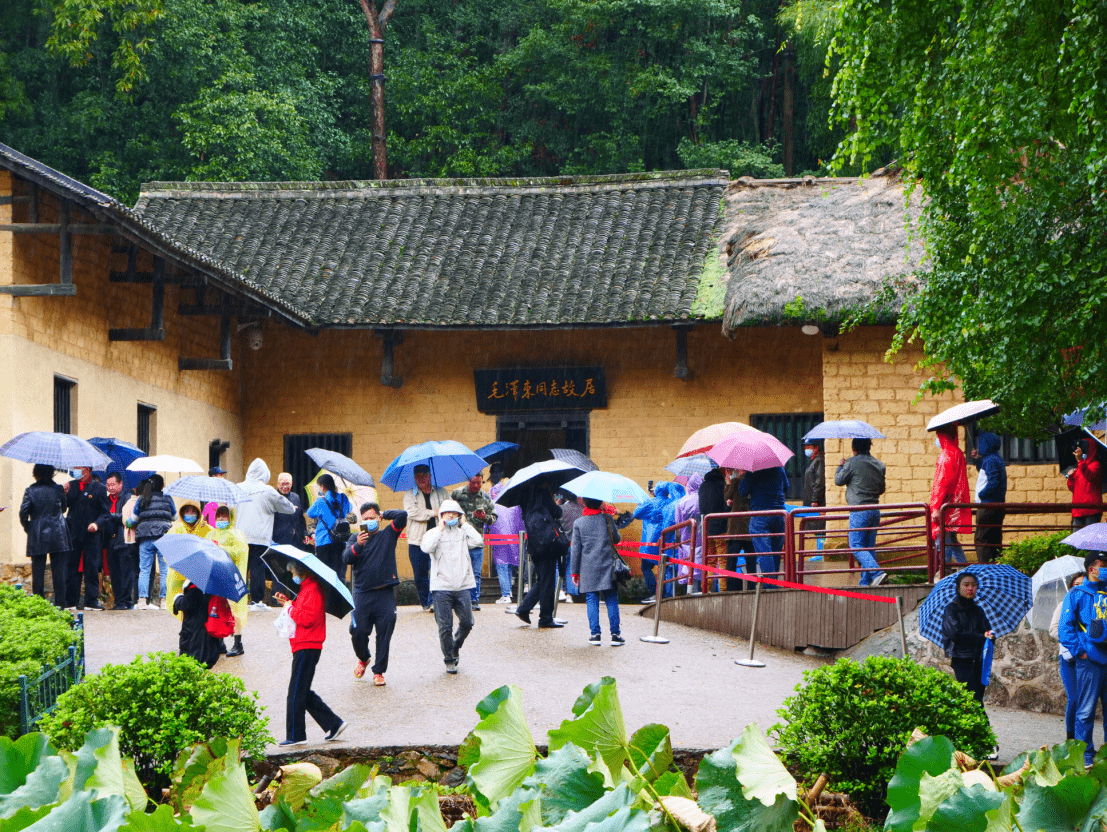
[804,448,814,458]
[444,517,460,527]
[935,437,942,449]
[215,520,230,530]
[182,513,198,524]
[364,519,379,532]
[291,574,302,585]
[70,470,82,480]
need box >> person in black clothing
[274,472,310,549]
[172,580,220,669]
[515,483,566,629]
[941,573,995,710]
[103,472,136,609]
[698,467,728,591]
[344,502,407,685]
[64,466,110,610]
[19,464,71,606]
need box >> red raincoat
[1067,440,1104,517]
[930,425,971,537]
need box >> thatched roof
[720,170,924,334]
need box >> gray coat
[570,513,620,594]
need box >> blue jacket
[1059,579,1107,665]
[738,467,789,512]
[307,492,353,547]
[633,481,684,554]
[973,432,1007,503]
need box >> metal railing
[18,613,85,736]
[697,510,790,590]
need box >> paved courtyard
[83,602,1063,757]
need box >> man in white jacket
[421,499,481,674]
[403,465,449,611]
[237,458,296,609]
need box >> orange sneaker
[373,674,386,686]
[354,660,368,679]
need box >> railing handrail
[17,613,84,736]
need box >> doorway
[497,412,589,479]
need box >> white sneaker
[870,572,887,587]
[558,591,568,602]
[137,598,148,610]
[496,596,512,604]
[249,601,268,612]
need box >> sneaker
[354,660,368,679]
[640,597,656,605]
[871,572,887,587]
[515,609,532,625]
[324,721,348,742]
[249,601,268,612]
[611,633,626,646]
[137,599,149,610]
[373,674,386,687]
[471,603,481,611]
[588,634,602,646]
[445,660,459,675]
[496,596,512,604]
[558,591,568,602]
[562,595,573,604]
[986,747,999,761]
[278,739,307,747]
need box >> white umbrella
[126,455,204,473]
[926,399,1000,431]
[1028,555,1086,631]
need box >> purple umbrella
[1062,523,1107,552]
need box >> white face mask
[804,448,814,458]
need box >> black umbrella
[261,544,354,619]
[495,460,581,508]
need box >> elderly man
[237,458,296,610]
[273,472,309,549]
[64,466,110,610]
[403,464,449,610]
[450,472,497,611]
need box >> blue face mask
[291,574,302,585]
[804,448,814,458]
[444,517,460,527]
[70,470,83,480]
[363,519,379,532]
[182,513,198,525]
[215,520,230,530]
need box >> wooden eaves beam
[0,198,77,297]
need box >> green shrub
[998,531,1075,576]
[38,651,271,790]
[676,137,786,179]
[0,585,82,737]
[772,656,995,816]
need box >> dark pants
[517,555,558,625]
[351,588,397,674]
[748,515,783,579]
[286,648,342,742]
[469,547,483,604]
[107,544,137,608]
[247,544,269,603]
[1076,658,1107,764]
[408,544,432,608]
[315,541,346,607]
[974,507,1006,563]
[66,532,101,607]
[726,537,752,591]
[31,552,67,607]
[433,590,473,664]
[951,656,988,708]
[1074,514,1103,532]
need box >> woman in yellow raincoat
[165,500,214,618]
[209,504,249,656]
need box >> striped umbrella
[165,476,252,506]
[664,454,717,478]
[918,564,1032,646]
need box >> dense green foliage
[773,656,995,815]
[0,0,877,203]
[38,651,271,789]
[0,585,81,738]
[998,532,1076,577]
[825,0,1107,435]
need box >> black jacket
[941,596,991,659]
[173,585,220,669]
[65,478,110,538]
[20,482,71,556]
[802,454,826,507]
[272,491,308,545]
[698,469,728,536]
[104,489,134,550]
[134,491,176,540]
[344,510,407,594]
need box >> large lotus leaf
[169,738,236,815]
[0,734,67,819]
[470,786,542,832]
[1016,777,1107,832]
[343,822,386,832]
[983,794,1015,832]
[271,766,321,814]
[626,725,672,785]
[652,771,694,800]
[377,786,448,832]
[885,736,957,832]
[695,738,799,832]
[537,784,638,832]
[916,768,965,831]
[341,785,391,830]
[520,744,605,826]
[547,679,628,779]
[0,804,52,831]
[119,804,190,831]
[546,803,649,832]
[287,764,375,832]
[732,724,796,806]
[258,797,296,832]
[17,791,129,832]
[926,784,1005,832]
[461,686,537,815]
[190,759,261,832]
[60,727,147,813]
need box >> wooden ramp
[639,585,933,652]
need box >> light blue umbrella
[918,564,1032,645]
[154,534,247,601]
[164,476,252,506]
[305,448,375,487]
[1063,406,1107,431]
[663,453,717,478]
[261,544,354,619]
[0,431,113,469]
[803,420,886,441]
[561,471,650,504]
[380,440,487,492]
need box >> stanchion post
[508,532,526,613]
[735,576,766,668]
[896,595,909,659]
[640,546,670,644]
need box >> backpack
[524,504,564,555]
[206,596,236,638]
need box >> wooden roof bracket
[109,252,166,341]
[673,324,694,381]
[0,193,77,297]
[179,295,233,371]
[376,329,403,388]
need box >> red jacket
[1068,441,1104,517]
[288,574,326,652]
[930,426,971,537]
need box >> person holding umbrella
[403,465,450,611]
[930,425,971,564]
[941,573,995,710]
[1059,551,1107,766]
[570,498,625,646]
[834,438,887,585]
[306,474,353,605]
[738,466,789,581]
[133,475,176,610]
[421,500,482,673]
[19,464,71,606]
[63,466,111,610]
[165,500,214,619]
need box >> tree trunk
[781,49,795,175]
[358,0,396,180]
[762,46,781,146]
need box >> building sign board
[474,367,607,412]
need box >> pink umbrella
[707,430,794,472]
[926,399,1000,432]
[676,422,758,458]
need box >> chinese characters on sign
[474,367,607,413]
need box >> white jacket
[235,459,296,546]
[403,486,449,545]
[421,521,482,592]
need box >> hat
[209,466,227,476]
[438,499,464,517]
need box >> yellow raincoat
[166,500,213,620]
[207,507,249,633]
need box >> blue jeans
[747,515,783,577]
[408,544,431,608]
[137,539,167,601]
[943,532,967,565]
[1076,659,1107,764]
[1061,657,1078,738]
[849,509,882,585]
[585,589,620,637]
[469,547,483,604]
[496,562,514,597]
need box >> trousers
[433,590,473,664]
[350,587,397,674]
[286,648,342,742]
[66,532,101,607]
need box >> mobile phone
[647,480,654,493]
[360,521,371,533]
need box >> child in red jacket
[275,562,346,746]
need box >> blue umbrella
[474,441,520,463]
[380,440,487,492]
[1063,406,1107,431]
[663,454,717,478]
[153,534,247,602]
[803,420,887,441]
[0,432,113,470]
[305,448,375,487]
[164,476,252,506]
[918,564,1032,645]
[261,544,354,619]
[561,471,650,504]
[88,437,146,490]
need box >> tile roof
[134,172,728,328]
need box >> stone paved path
[82,602,1063,759]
